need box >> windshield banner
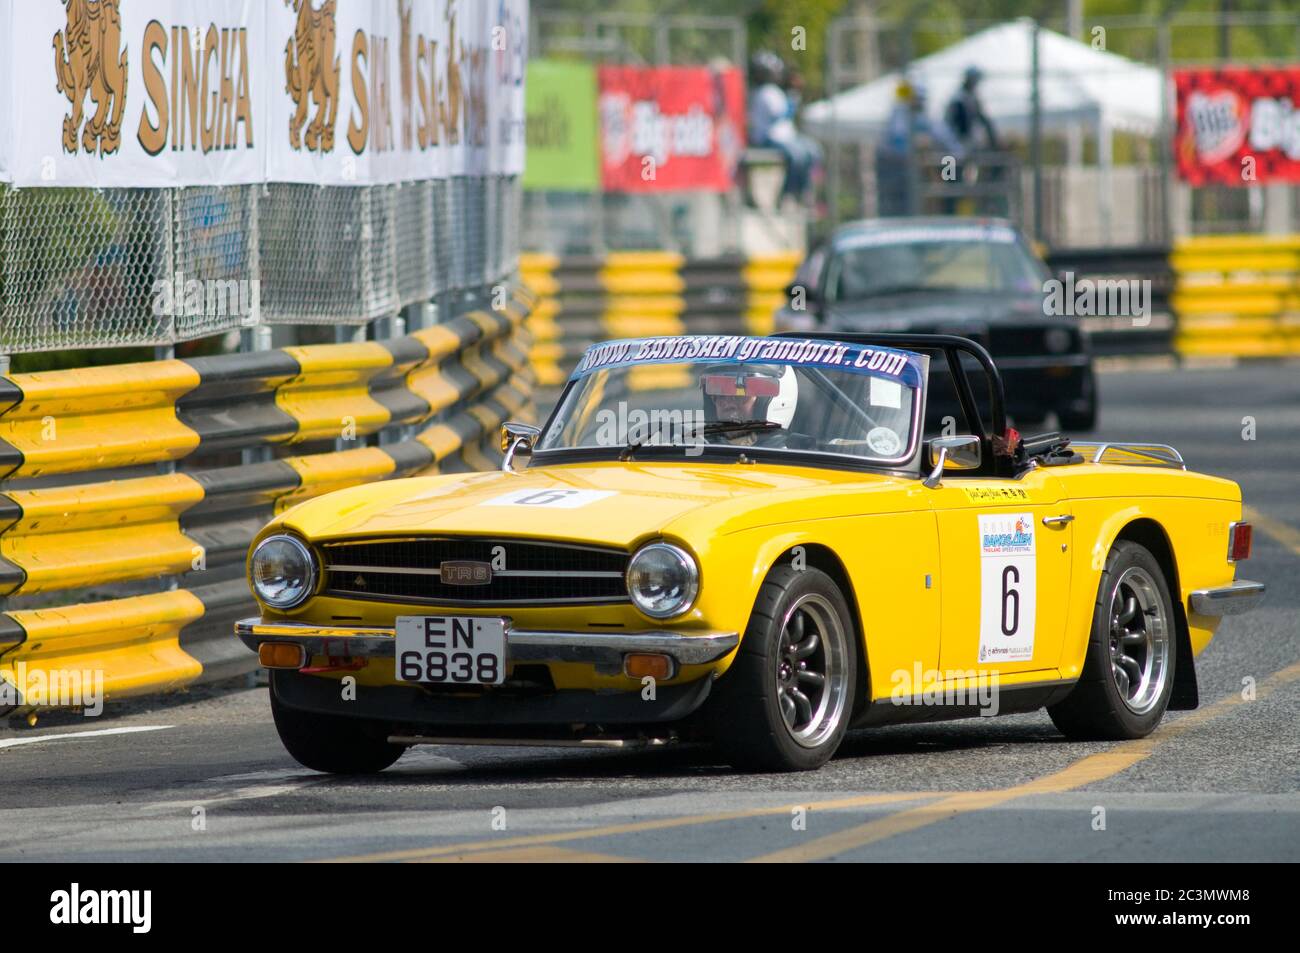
[574,336,926,388]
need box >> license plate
[395,616,507,685]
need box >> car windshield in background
[538,336,926,467]
[824,224,1047,301]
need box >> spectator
[945,66,999,151]
[747,52,821,205]
[874,77,964,216]
[943,66,1001,213]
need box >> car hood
[801,290,1053,330]
[275,460,913,548]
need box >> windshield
[824,225,1047,301]
[538,336,927,467]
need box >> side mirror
[923,435,982,488]
[500,422,541,472]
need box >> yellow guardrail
[1172,235,1300,357]
[0,286,537,710]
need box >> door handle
[1042,514,1074,526]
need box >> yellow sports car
[237,333,1264,773]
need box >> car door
[928,468,1074,677]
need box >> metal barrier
[520,252,800,387]
[1172,235,1300,357]
[0,286,536,707]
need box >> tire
[707,565,857,771]
[1048,540,1176,740]
[271,678,406,774]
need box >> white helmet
[766,366,799,428]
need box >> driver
[699,364,799,446]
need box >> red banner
[598,66,745,192]
[1175,67,1300,186]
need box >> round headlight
[626,543,699,619]
[250,535,317,609]
[1044,327,1073,354]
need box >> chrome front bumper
[235,618,740,673]
[1189,580,1266,617]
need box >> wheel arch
[1112,518,1198,711]
[768,543,871,720]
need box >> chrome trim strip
[235,619,740,666]
[1189,580,1265,617]
[326,564,624,579]
[320,537,628,556]
[320,591,630,607]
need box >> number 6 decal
[1001,565,1020,636]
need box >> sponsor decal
[963,486,1030,503]
[866,427,901,456]
[574,335,925,388]
[977,512,1036,663]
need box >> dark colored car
[775,217,1097,431]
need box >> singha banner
[597,65,744,193]
[0,0,527,188]
[1175,67,1300,186]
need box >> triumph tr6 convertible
[237,333,1264,772]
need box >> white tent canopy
[803,19,1163,142]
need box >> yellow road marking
[1242,504,1300,558]
[749,660,1300,862]
[317,791,938,863]
[418,846,641,863]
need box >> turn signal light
[259,642,306,669]
[624,654,674,680]
[1228,521,1253,562]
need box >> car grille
[319,537,630,606]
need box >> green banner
[523,60,599,192]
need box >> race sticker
[480,489,616,509]
[977,513,1037,663]
[866,427,902,456]
[869,376,902,409]
[964,486,1031,503]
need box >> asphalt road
[2,357,1298,862]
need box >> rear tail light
[1228,521,1252,562]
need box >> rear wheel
[1049,540,1175,739]
[271,676,406,774]
[708,565,857,771]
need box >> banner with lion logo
[0,0,527,187]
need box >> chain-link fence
[0,176,522,354]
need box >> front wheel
[1048,540,1176,739]
[271,674,406,774]
[707,565,857,771]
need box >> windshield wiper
[702,420,782,436]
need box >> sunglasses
[702,374,780,398]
